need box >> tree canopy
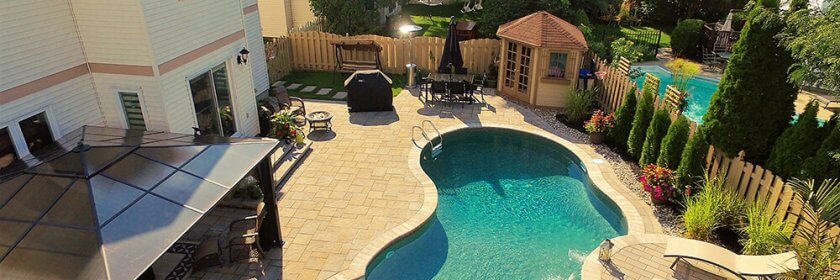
[702,1,798,163]
[778,0,840,94]
[310,0,405,35]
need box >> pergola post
[257,157,282,249]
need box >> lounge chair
[664,238,798,280]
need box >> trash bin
[406,63,417,88]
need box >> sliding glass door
[189,63,236,136]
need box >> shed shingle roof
[496,11,588,50]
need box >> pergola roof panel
[101,154,176,190]
[100,194,202,279]
[152,171,230,212]
[90,176,144,225]
[0,126,280,280]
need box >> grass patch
[591,24,672,47]
[401,4,481,38]
[282,71,405,101]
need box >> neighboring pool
[631,65,721,123]
[365,128,626,279]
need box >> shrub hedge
[658,115,691,169]
[676,126,710,187]
[640,108,672,165]
[766,102,826,178]
[608,87,638,148]
[670,19,705,58]
[627,87,656,159]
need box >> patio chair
[664,237,798,280]
[446,81,469,107]
[281,97,307,127]
[430,80,447,104]
[471,73,487,104]
[225,202,267,262]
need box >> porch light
[599,239,614,262]
[237,47,250,65]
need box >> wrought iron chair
[446,81,469,107]
[430,80,448,104]
[225,202,267,262]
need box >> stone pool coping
[328,123,653,280]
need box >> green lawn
[282,71,406,101]
[591,24,672,47]
[401,4,481,38]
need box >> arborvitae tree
[766,102,826,178]
[677,126,710,186]
[609,87,637,148]
[802,120,840,182]
[640,109,672,165]
[658,115,691,169]
[627,87,656,159]
[702,1,798,163]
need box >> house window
[19,112,54,155]
[547,52,568,79]
[189,63,236,136]
[118,92,147,130]
[0,127,17,171]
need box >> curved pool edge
[328,123,657,280]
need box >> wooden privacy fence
[265,37,293,84]
[286,31,500,75]
[705,146,840,237]
[591,55,636,113]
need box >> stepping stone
[332,92,347,99]
[287,83,302,90]
[301,86,317,93]
[271,80,286,88]
[315,88,332,96]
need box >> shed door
[503,42,532,94]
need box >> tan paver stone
[272,89,660,280]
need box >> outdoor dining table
[424,73,476,105]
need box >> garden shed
[495,11,588,108]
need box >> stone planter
[589,132,606,144]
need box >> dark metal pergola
[0,126,282,279]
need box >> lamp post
[399,24,422,88]
[599,239,614,263]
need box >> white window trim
[185,60,241,137]
[113,89,151,130]
[0,108,61,158]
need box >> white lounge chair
[664,238,799,280]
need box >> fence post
[654,30,661,56]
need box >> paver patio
[277,88,662,279]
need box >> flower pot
[295,132,305,144]
[589,132,606,144]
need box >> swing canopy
[331,40,383,73]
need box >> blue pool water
[365,128,626,279]
[632,66,721,124]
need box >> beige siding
[140,0,245,65]
[0,1,102,135]
[290,0,316,28]
[1,76,104,137]
[246,7,270,94]
[0,1,87,91]
[68,0,155,66]
[91,74,167,131]
[158,45,259,136]
[258,0,292,37]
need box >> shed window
[547,53,568,79]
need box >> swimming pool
[631,65,721,123]
[365,128,626,279]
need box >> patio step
[272,141,312,196]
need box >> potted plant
[270,111,299,143]
[584,110,615,144]
[640,164,676,205]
